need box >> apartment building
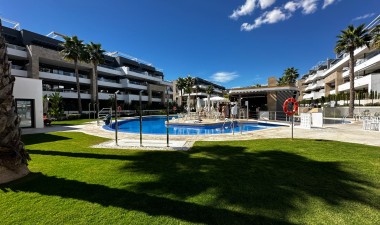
[173,77,226,107]
[299,60,332,101]
[299,15,380,103]
[3,20,173,128]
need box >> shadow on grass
[2,144,379,224]
[1,172,292,225]
[28,149,134,160]
[21,133,71,145]
[122,145,379,219]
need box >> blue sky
[1,0,379,88]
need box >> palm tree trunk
[74,60,82,114]
[349,51,355,117]
[0,23,30,183]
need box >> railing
[98,64,121,71]
[43,87,89,94]
[40,68,89,79]
[98,77,118,83]
[6,43,26,51]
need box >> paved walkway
[22,120,380,149]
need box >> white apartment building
[300,15,380,102]
[3,19,173,128]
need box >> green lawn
[1,133,379,224]
[52,119,97,126]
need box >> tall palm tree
[85,42,105,116]
[335,24,371,117]
[206,85,214,112]
[60,36,85,114]
[0,21,30,183]
[176,77,186,106]
[183,75,194,112]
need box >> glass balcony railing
[43,87,89,94]
[40,68,89,79]
[6,43,26,51]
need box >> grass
[52,119,96,126]
[1,133,380,224]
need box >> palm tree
[60,35,85,114]
[183,75,194,112]
[371,18,380,49]
[176,77,186,106]
[0,21,30,183]
[278,67,299,85]
[206,85,214,112]
[85,42,105,116]
[335,24,371,117]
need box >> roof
[229,86,299,94]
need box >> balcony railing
[6,43,26,51]
[43,87,89,94]
[40,68,89,79]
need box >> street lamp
[114,90,120,146]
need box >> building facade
[3,20,173,127]
[173,77,226,107]
[299,15,380,104]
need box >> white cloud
[211,72,239,83]
[353,13,375,21]
[259,0,276,9]
[241,8,288,31]
[300,0,318,14]
[234,0,342,31]
[284,1,299,12]
[322,0,335,9]
[230,0,256,20]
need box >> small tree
[48,92,64,119]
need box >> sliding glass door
[16,99,34,128]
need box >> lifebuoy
[117,106,122,112]
[283,98,298,116]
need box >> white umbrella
[196,97,202,112]
[209,96,230,102]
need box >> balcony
[338,75,373,92]
[11,65,27,77]
[342,51,380,78]
[6,44,27,59]
[121,66,162,82]
[120,79,148,90]
[305,80,324,92]
[97,77,122,88]
[97,65,123,76]
[43,88,91,99]
[128,94,148,102]
[160,80,172,86]
[39,71,91,84]
[303,90,325,100]
[323,45,368,77]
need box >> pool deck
[22,118,380,149]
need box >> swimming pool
[103,116,283,135]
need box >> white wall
[13,77,44,128]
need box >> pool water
[103,116,282,135]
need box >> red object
[283,98,298,116]
[117,106,122,112]
[173,106,177,111]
